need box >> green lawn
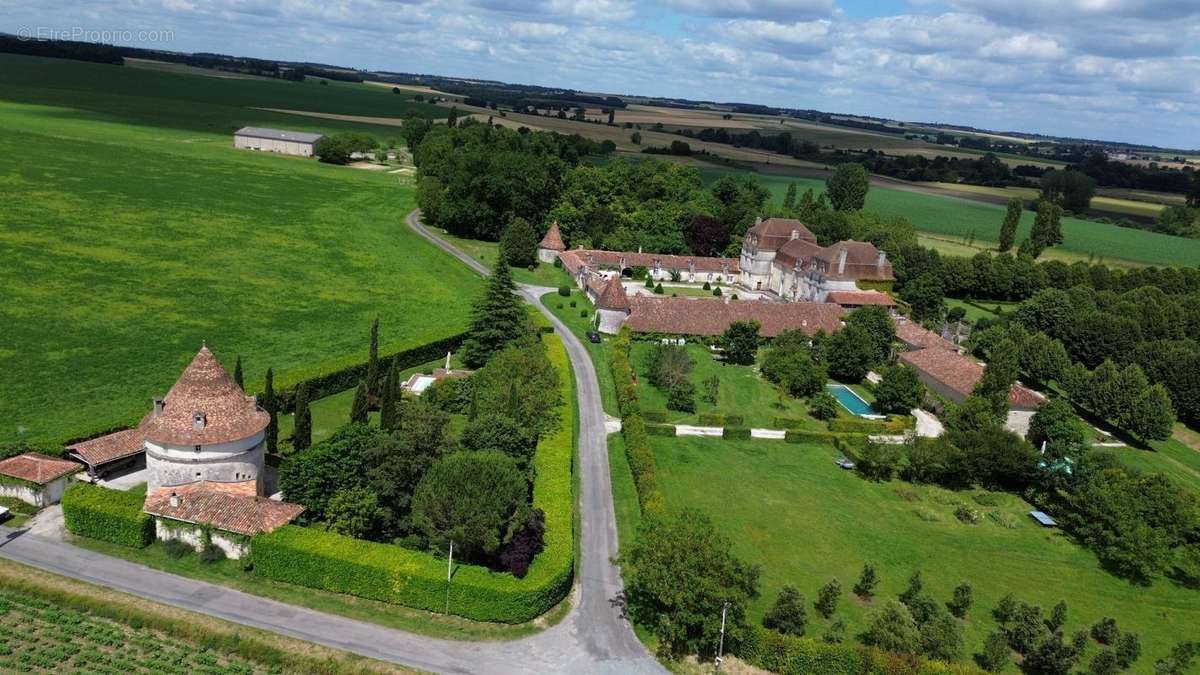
[699,166,1200,268]
[631,343,821,429]
[645,435,1200,668]
[438,232,573,287]
[0,57,482,445]
[541,290,620,416]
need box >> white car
[835,457,855,470]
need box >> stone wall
[155,519,248,559]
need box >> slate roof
[626,297,843,337]
[538,222,566,251]
[899,348,1045,409]
[143,485,303,536]
[66,428,145,468]
[825,290,896,306]
[142,345,269,447]
[0,453,81,485]
[775,239,894,282]
[234,127,324,144]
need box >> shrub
[722,427,751,440]
[641,410,668,422]
[557,286,571,297]
[1091,617,1119,645]
[702,281,711,290]
[62,483,154,548]
[255,333,575,623]
[725,414,745,426]
[809,393,839,421]
[579,309,588,318]
[954,505,982,524]
[713,286,723,297]
[162,539,192,559]
[569,300,577,307]
[666,380,696,413]
[828,416,913,434]
[698,412,726,426]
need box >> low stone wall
[155,519,248,560]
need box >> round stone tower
[142,344,269,495]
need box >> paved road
[0,212,659,674]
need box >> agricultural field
[0,55,482,445]
[642,434,1200,667]
[0,588,269,673]
[703,167,1200,267]
[924,182,1167,220]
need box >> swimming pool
[827,384,880,418]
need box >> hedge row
[61,483,154,549]
[773,416,807,428]
[646,423,677,437]
[641,410,668,423]
[612,328,665,515]
[828,416,914,434]
[722,427,751,440]
[739,626,983,675]
[698,413,744,426]
[252,333,575,623]
[784,430,870,447]
[260,331,469,412]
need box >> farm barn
[233,126,323,157]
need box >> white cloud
[979,33,1064,60]
[661,0,833,20]
[721,19,832,55]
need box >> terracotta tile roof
[143,484,303,536]
[899,348,1045,409]
[626,297,844,337]
[595,276,631,311]
[576,249,740,274]
[66,428,145,467]
[775,239,895,282]
[894,319,959,352]
[559,250,585,276]
[746,218,817,250]
[825,290,896,306]
[538,221,566,251]
[142,345,269,447]
[0,453,81,485]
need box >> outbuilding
[233,127,324,157]
[143,484,303,559]
[0,453,81,507]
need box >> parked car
[586,331,602,343]
[835,457,855,470]
[0,506,10,523]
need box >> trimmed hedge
[828,416,914,434]
[773,416,807,428]
[784,430,870,446]
[722,427,751,440]
[698,412,725,426]
[641,410,668,423]
[261,332,469,412]
[253,333,574,623]
[62,483,154,549]
[646,423,677,437]
[739,626,983,675]
[725,414,745,426]
[612,327,665,515]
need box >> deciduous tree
[874,365,925,414]
[826,163,869,211]
[721,320,761,365]
[411,450,529,559]
[763,585,807,636]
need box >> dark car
[586,331,602,343]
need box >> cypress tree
[263,368,278,454]
[380,364,399,431]
[350,380,370,424]
[461,258,528,368]
[366,317,381,398]
[998,197,1021,252]
[233,355,244,390]
[292,381,312,451]
[783,182,798,210]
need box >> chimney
[837,248,848,275]
[169,492,180,508]
[791,229,799,240]
[876,250,887,269]
[152,397,164,416]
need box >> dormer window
[192,411,207,431]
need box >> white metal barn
[233,127,324,157]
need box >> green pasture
[435,231,573,287]
[699,166,1200,268]
[645,435,1200,668]
[0,59,481,445]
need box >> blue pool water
[827,384,876,417]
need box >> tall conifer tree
[998,197,1021,252]
[233,355,244,389]
[350,380,370,424]
[263,368,278,454]
[366,317,381,398]
[461,258,528,368]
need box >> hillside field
[646,435,1200,668]
[702,167,1200,268]
[0,55,481,445]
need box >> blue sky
[5,0,1199,147]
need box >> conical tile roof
[595,275,631,311]
[142,345,269,446]
[538,221,566,251]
